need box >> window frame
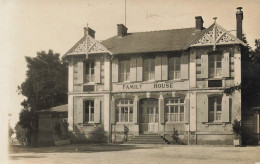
[208,96,222,122]
[209,54,222,78]
[116,99,134,123]
[165,97,185,123]
[85,61,95,83]
[84,100,94,123]
[168,57,181,80]
[119,60,130,82]
[143,58,155,81]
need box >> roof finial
[213,17,217,23]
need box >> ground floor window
[84,100,94,123]
[209,96,222,122]
[165,98,184,122]
[116,100,133,122]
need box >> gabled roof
[62,35,112,59]
[187,22,247,49]
[101,28,205,55]
[37,104,68,113]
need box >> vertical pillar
[234,46,241,85]
[190,91,196,131]
[189,48,196,88]
[68,95,74,131]
[104,56,111,91]
[68,58,74,92]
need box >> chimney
[84,27,95,38]
[236,7,243,40]
[117,24,128,37]
[195,16,204,30]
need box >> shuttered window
[165,98,184,122]
[100,58,105,84]
[168,57,181,80]
[209,54,222,78]
[84,100,94,123]
[116,100,133,123]
[143,58,155,81]
[85,62,95,83]
[208,96,222,122]
[119,60,130,82]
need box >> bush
[232,119,241,138]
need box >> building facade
[63,7,246,144]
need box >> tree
[9,123,14,138]
[17,50,68,145]
[242,38,260,110]
[14,124,27,145]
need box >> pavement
[8,144,260,164]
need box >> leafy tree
[17,50,68,145]
[14,124,27,145]
[242,38,260,110]
[8,123,14,138]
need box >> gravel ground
[8,144,260,164]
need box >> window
[168,57,181,80]
[119,60,130,82]
[143,58,155,81]
[116,100,133,122]
[209,54,222,78]
[85,62,95,83]
[165,98,184,122]
[100,58,104,84]
[84,100,94,123]
[208,96,222,122]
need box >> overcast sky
[0,0,259,128]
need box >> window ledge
[204,122,226,127]
[116,122,134,125]
[79,123,95,127]
[165,122,185,124]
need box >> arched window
[116,100,134,123]
[208,96,222,122]
[165,97,185,122]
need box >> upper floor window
[116,100,133,122]
[143,58,155,81]
[85,62,95,83]
[84,100,94,123]
[165,98,184,123]
[168,57,181,80]
[119,60,130,82]
[209,54,222,78]
[208,96,222,122]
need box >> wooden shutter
[75,97,83,124]
[253,113,259,134]
[201,54,208,78]
[222,52,230,77]
[133,96,138,124]
[130,57,137,82]
[222,94,230,122]
[161,56,168,80]
[112,58,119,82]
[94,99,101,123]
[95,58,101,83]
[136,57,143,81]
[111,96,116,124]
[159,95,165,124]
[201,94,208,123]
[184,96,190,123]
[78,60,84,84]
[155,56,162,80]
[181,55,189,79]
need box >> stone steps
[126,134,169,144]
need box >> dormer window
[85,62,95,83]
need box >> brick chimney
[84,27,95,38]
[117,24,128,37]
[195,16,204,30]
[236,7,243,40]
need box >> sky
[0,0,260,129]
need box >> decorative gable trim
[63,35,112,58]
[187,23,247,50]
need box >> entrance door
[140,99,159,133]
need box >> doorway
[139,99,159,133]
